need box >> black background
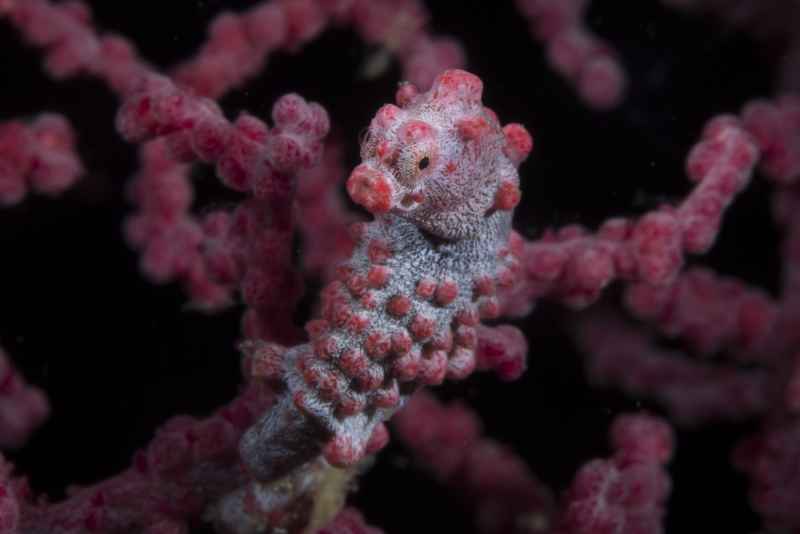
[0,0,786,532]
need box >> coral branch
[341,0,465,88]
[575,308,770,424]
[742,96,800,184]
[514,0,627,110]
[556,414,673,534]
[1,0,148,94]
[734,419,800,531]
[474,324,528,381]
[0,114,82,206]
[503,108,762,316]
[623,267,778,357]
[393,391,555,534]
[171,0,329,99]
[0,349,48,450]
[0,385,272,534]
[117,76,329,334]
[173,0,465,97]
[315,508,383,534]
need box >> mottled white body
[240,70,531,482]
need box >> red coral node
[502,123,534,164]
[434,279,459,306]
[386,294,412,317]
[409,314,436,341]
[346,164,394,214]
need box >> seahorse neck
[373,212,509,281]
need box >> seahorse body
[240,69,532,481]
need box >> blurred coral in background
[0,0,798,533]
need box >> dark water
[0,0,788,532]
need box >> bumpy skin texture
[240,70,533,481]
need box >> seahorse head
[347,69,533,240]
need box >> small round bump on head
[502,123,533,165]
[346,164,394,214]
[457,115,491,141]
[374,104,402,129]
[399,120,435,143]
[431,69,483,105]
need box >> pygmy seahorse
[239,69,533,482]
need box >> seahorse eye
[395,141,438,187]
